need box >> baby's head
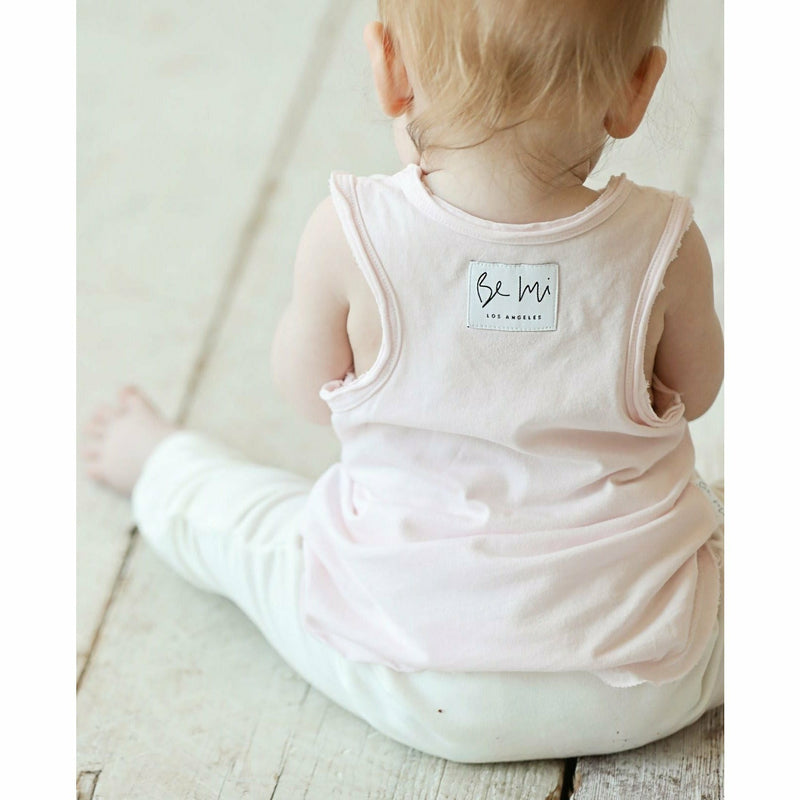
[366,0,667,174]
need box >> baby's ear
[363,21,414,117]
[604,46,667,139]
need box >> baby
[85,0,724,763]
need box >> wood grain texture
[77,547,564,800]
[78,548,310,799]
[572,708,723,800]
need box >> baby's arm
[271,198,355,425]
[653,222,724,421]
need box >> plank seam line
[268,768,284,800]
[76,768,102,800]
[299,703,331,800]
[216,759,235,800]
[560,757,577,800]
[76,527,138,691]
[267,701,302,800]
[175,0,355,426]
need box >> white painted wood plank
[77,547,563,799]
[77,0,333,673]
[430,760,565,800]
[272,702,564,800]
[78,548,308,798]
[572,707,723,800]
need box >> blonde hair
[379,0,667,156]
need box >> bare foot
[83,386,177,495]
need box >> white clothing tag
[467,261,558,332]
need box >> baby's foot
[83,386,177,495]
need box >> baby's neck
[419,138,603,225]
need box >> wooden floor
[77,0,724,797]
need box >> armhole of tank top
[319,173,401,411]
[624,194,694,427]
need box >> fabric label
[467,261,558,332]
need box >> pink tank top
[299,164,722,687]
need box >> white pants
[132,431,724,763]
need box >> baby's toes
[84,415,109,438]
[119,385,153,412]
[119,385,139,401]
[85,460,108,483]
[89,404,116,426]
[84,409,110,443]
[119,387,165,425]
[82,442,104,474]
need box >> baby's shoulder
[661,220,714,305]
[290,193,367,311]
[297,195,351,267]
[621,179,708,288]
[618,179,711,308]
[615,178,702,283]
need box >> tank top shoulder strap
[624,189,695,426]
[324,172,402,411]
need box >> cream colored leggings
[132,431,723,763]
